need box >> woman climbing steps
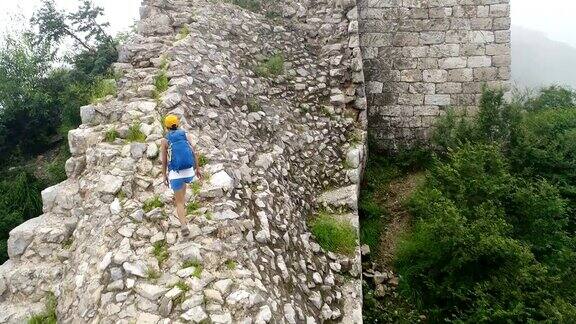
[161,115,202,237]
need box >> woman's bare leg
[174,185,188,227]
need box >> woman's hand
[195,169,202,180]
[164,174,169,187]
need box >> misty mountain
[512,26,576,89]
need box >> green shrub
[28,292,57,324]
[90,78,117,103]
[310,213,357,255]
[127,123,146,142]
[524,86,576,111]
[396,143,575,322]
[510,108,576,205]
[152,240,169,265]
[254,53,284,78]
[143,196,164,213]
[45,148,69,185]
[432,88,522,154]
[104,128,119,142]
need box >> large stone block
[8,216,45,258]
[422,69,448,83]
[68,128,101,156]
[425,94,451,106]
[438,57,467,69]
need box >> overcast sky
[0,0,575,47]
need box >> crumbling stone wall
[0,0,367,323]
[358,0,511,150]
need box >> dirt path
[377,172,424,267]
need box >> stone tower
[358,0,511,151]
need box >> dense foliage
[0,0,118,263]
[396,87,576,322]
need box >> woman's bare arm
[186,133,202,179]
[160,138,169,185]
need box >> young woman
[161,115,201,236]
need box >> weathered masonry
[358,0,511,150]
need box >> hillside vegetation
[361,86,576,322]
[0,0,118,262]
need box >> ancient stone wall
[0,0,367,323]
[358,0,511,150]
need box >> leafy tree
[0,0,119,261]
[0,36,60,157]
[32,0,113,53]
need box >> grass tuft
[247,98,262,112]
[176,25,190,40]
[105,128,119,143]
[147,268,160,280]
[225,260,237,270]
[310,213,357,255]
[192,264,203,278]
[175,280,190,293]
[152,240,169,265]
[182,260,201,269]
[61,237,73,249]
[197,154,208,167]
[182,260,203,278]
[190,182,202,195]
[254,53,284,78]
[186,201,201,215]
[143,195,164,213]
[127,123,146,142]
[154,70,169,94]
[27,292,57,324]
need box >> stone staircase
[0,0,367,322]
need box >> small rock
[255,305,272,323]
[159,296,173,317]
[147,143,159,159]
[165,287,183,300]
[213,279,233,295]
[99,252,113,270]
[283,304,296,324]
[136,312,161,324]
[204,289,224,304]
[123,261,147,278]
[135,283,168,301]
[181,306,208,322]
[211,312,232,323]
[131,143,148,159]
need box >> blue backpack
[166,129,196,171]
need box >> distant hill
[512,26,576,89]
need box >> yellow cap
[164,115,179,129]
